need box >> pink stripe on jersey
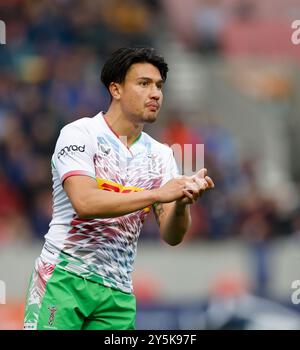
[61,170,95,183]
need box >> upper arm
[63,175,98,216]
[52,123,97,215]
[53,124,96,185]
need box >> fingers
[182,189,195,204]
[193,169,215,189]
[185,180,201,192]
[172,169,214,204]
[193,176,208,190]
[204,176,214,189]
[195,168,207,179]
[183,181,200,202]
[181,169,215,202]
[182,178,206,203]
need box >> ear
[109,82,122,100]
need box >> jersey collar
[100,112,142,157]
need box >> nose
[149,86,161,100]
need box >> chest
[93,139,163,190]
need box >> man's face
[118,63,164,123]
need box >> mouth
[146,103,159,112]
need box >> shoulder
[58,115,103,143]
[55,117,101,156]
[60,116,96,135]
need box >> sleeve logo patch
[58,145,85,159]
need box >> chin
[143,113,157,123]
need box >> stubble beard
[144,115,157,123]
[130,108,158,124]
[142,110,159,124]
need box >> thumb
[195,168,207,179]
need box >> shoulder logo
[57,145,85,159]
[99,144,111,155]
[97,136,111,156]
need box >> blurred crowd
[0,0,159,244]
[1,0,300,246]
[143,113,300,247]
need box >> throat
[103,113,143,147]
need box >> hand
[154,177,189,203]
[178,168,215,205]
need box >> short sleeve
[52,124,96,184]
[161,148,179,186]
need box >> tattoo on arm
[154,203,165,227]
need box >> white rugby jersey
[40,112,178,293]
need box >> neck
[104,105,143,147]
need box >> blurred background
[1,0,300,330]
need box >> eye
[139,81,149,87]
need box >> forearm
[74,188,159,218]
[160,202,191,246]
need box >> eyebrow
[137,77,164,84]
